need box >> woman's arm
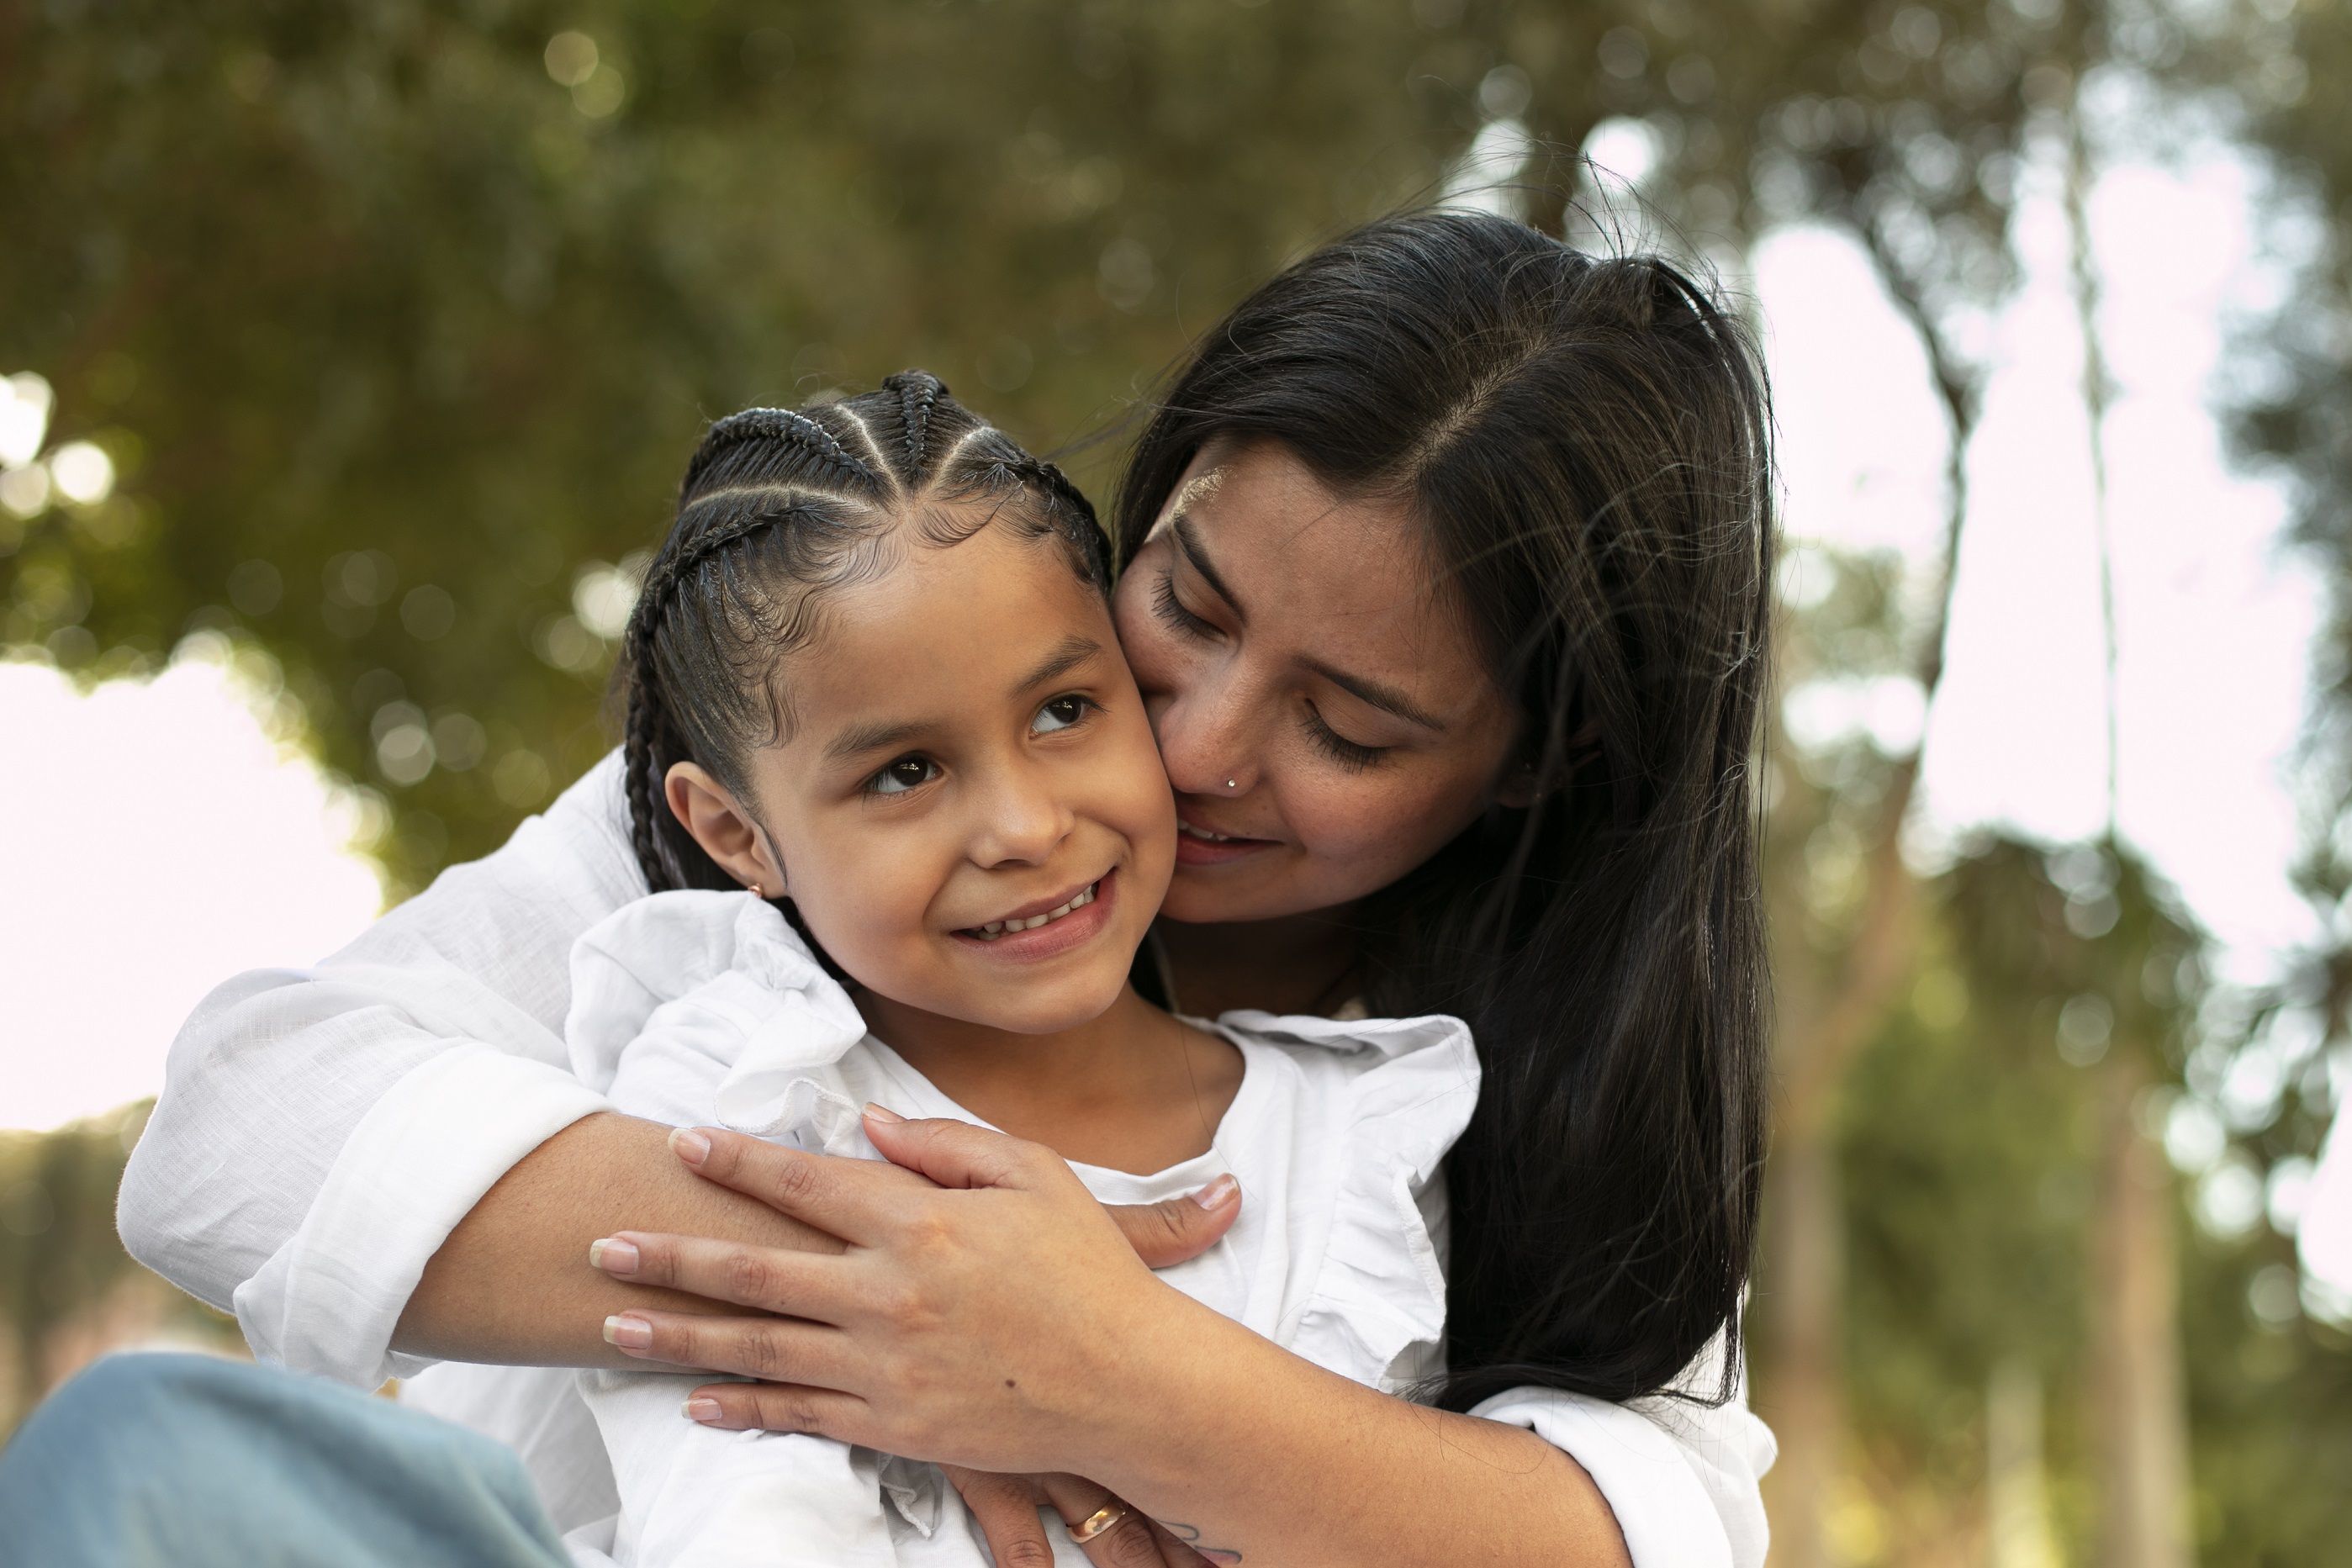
[394,1111,839,1365]
[120,755,646,1337]
[595,1122,1652,1568]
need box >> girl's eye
[867,756,940,796]
[1032,694,1092,735]
[1305,703,1390,773]
[1151,573,1219,641]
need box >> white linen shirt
[119,750,1775,1568]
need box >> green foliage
[0,0,1483,892]
[0,0,2055,895]
[0,1106,240,1434]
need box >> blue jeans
[0,1353,570,1568]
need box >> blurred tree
[0,1106,242,1435]
[0,0,1491,894]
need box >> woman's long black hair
[1116,210,1774,1410]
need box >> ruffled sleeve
[1221,1011,1481,1393]
[565,890,876,1156]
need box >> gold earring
[748,882,763,900]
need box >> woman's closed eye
[1151,572,1219,641]
[867,755,942,796]
[1304,702,1389,772]
[1031,694,1095,735]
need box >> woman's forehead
[1171,442,1478,671]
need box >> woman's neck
[1152,908,1361,1020]
[854,985,1242,1177]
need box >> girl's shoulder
[1202,1007,1480,1195]
[1202,1007,1478,1101]
[565,890,866,1104]
[1197,1010,1478,1393]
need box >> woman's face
[1111,438,1525,926]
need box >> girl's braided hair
[619,370,1109,894]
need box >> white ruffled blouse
[559,889,1480,1565]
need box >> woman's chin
[1160,865,1317,926]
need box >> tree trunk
[1988,1358,2059,1568]
[1763,1125,1843,1567]
[2087,1054,2194,1568]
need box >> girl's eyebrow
[1013,634,1103,694]
[824,716,933,763]
[820,637,1104,763]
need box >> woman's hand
[943,1467,1222,1568]
[588,1116,1238,1471]
[594,1116,1635,1568]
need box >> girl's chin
[949,975,1139,1037]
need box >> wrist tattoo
[1160,1519,1242,1564]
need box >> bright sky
[1757,138,2318,982]
[0,651,382,1130]
[0,126,2323,1132]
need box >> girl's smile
[951,868,1117,958]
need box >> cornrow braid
[1012,457,1111,588]
[617,375,1117,895]
[683,406,875,494]
[886,369,943,478]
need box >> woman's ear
[664,762,788,895]
[1495,714,1604,808]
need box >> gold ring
[1067,1503,1132,1544]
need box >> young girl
[562,382,1477,1565]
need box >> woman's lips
[1174,813,1279,867]
[950,870,1120,961]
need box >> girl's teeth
[966,883,1096,941]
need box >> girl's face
[1112,438,1525,926]
[684,520,1175,1036]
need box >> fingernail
[669,1127,712,1165]
[681,1396,723,1423]
[603,1314,653,1351]
[863,1102,906,1125]
[589,1237,639,1275]
[1192,1174,1239,1210]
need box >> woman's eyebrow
[1302,657,1447,731]
[1172,517,1245,625]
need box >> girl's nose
[970,763,1075,867]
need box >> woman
[108,209,1775,1567]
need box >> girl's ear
[664,762,788,896]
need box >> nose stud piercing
[1225,779,1237,790]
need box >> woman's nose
[1152,661,1261,799]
